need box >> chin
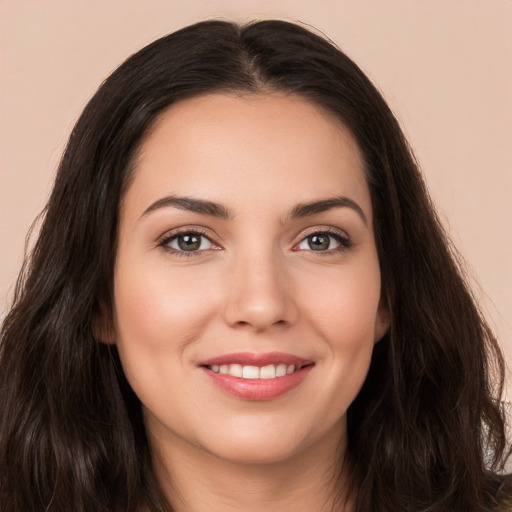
[206,435,306,466]
[197,415,341,466]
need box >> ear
[374,298,390,343]
[94,302,116,345]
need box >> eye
[295,231,350,252]
[159,230,218,254]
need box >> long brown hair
[1,19,510,511]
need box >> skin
[110,93,389,511]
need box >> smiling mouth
[205,363,310,380]
[199,352,315,400]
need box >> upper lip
[199,351,314,368]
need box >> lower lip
[202,365,314,400]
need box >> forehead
[126,92,371,221]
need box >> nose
[222,251,298,332]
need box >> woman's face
[112,93,388,465]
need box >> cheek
[113,260,219,347]
[299,259,382,343]
[111,258,223,398]
[296,259,381,402]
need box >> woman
[0,19,510,512]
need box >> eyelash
[158,228,220,258]
[294,228,352,254]
[157,227,352,257]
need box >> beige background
[1,0,511,396]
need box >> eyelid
[298,225,349,240]
[156,225,352,255]
[292,226,352,252]
[157,226,222,254]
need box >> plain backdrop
[1,0,511,397]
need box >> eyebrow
[288,196,368,225]
[139,194,367,225]
[140,195,233,220]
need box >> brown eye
[306,234,331,251]
[162,232,215,252]
[295,231,351,252]
[177,234,201,251]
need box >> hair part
[1,19,510,511]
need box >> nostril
[222,278,298,331]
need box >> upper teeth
[208,363,296,379]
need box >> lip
[199,351,313,367]
[199,352,315,401]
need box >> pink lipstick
[199,352,314,400]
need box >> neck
[148,420,353,512]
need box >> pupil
[309,234,329,251]
[178,234,200,251]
